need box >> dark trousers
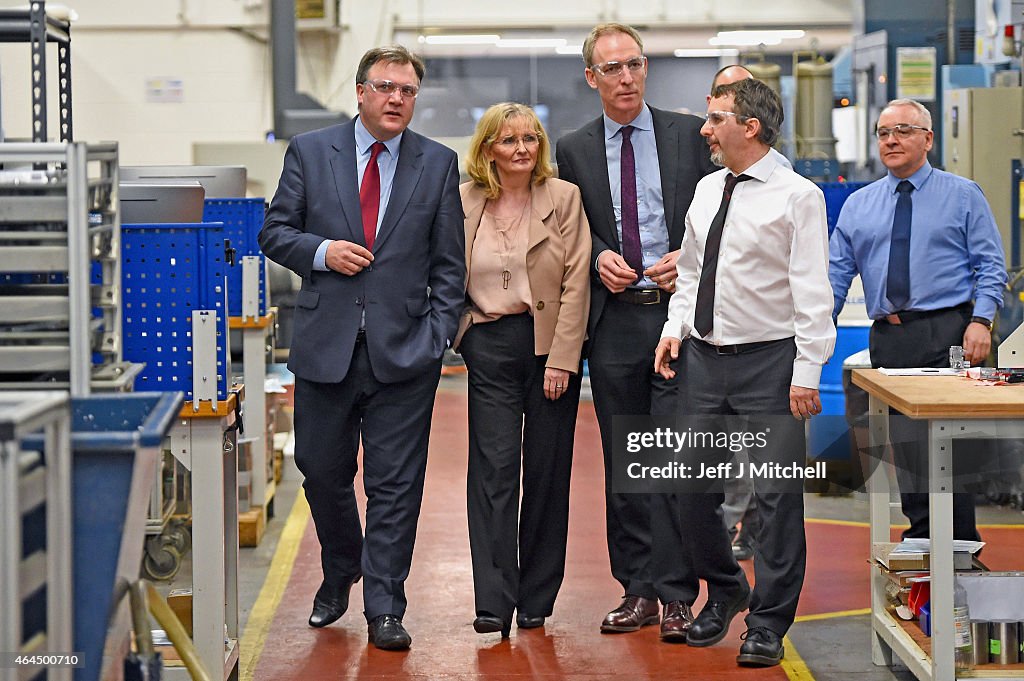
[293,340,440,620]
[869,305,980,541]
[589,296,689,601]
[460,314,581,621]
[672,337,807,635]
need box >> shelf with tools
[0,142,139,395]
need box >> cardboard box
[167,589,193,638]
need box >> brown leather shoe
[600,595,660,633]
[659,601,694,642]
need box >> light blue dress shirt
[829,161,1007,322]
[313,116,403,270]
[603,103,668,289]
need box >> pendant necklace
[494,196,531,290]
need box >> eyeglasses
[363,79,420,99]
[874,124,929,140]
[590,56,646,78]
[704,111,749,127]
[494,134,541,148]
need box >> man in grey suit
[259,45,464,651]
[555,23,715,640]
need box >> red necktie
[360,141,385,250]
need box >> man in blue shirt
[829,98,1006,540]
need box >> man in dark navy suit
[259,45,464,651]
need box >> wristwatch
[970,316,993,330]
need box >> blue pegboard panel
[202,198,267,317]
[817,181,870,237]
[120,222,229,400]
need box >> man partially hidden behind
[829,98,1006,541]
[259,45,464,650]
[556,22,715,639]
[655,78,835,666]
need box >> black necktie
[619,125,644,278]
[886,180,914,310]
[693,173,752,338]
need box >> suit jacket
[456,178,591,372]
[259,119,465,384]
[555,106,715,342]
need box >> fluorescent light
[674,48,740,58]
[556,44,583,55]
[710,29,806,46]
[419,34,500,45]
[495,38,567,48]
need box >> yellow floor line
[804,517,870,528]
[795,608,871,623]
[781,634,815,680]
[805,518,1024,530]
[238,491,311,681]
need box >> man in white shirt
[654,78,835,666]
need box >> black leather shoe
[308,574,360,628]
[473,615,511,638]
[737,627,784,666]
[686,591,750,647]
[367,614,412,650]
[516,613,545,629]
[732,542,755,561]
[659,601,694,643]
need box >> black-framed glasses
[704,110,749,127]
[590,56,646,78]
[363,79,420,99]
[494,134,541,148]
[874,124,929,140]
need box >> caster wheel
[143,542,181,581]
[167,523,191,555]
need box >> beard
[710,148,725,167]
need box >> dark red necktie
[619,125,643,278]
[360,141,385,250]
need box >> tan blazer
[455,178,591,373]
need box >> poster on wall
[896,47,936,102]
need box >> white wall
[0,0,850,164]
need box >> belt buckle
[715,344,739,355]
[885,313,902,325]
[637,289,661,305]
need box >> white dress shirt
[662,151,836,389]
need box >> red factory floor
[240,389,1024,681]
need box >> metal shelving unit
[0,391,71,681]
[0,1,73,143]
[0,142,136,395]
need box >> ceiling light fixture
[710,29,805,46]
[495,38,568,48]
[674,48,741,57]
[419,34,500,45]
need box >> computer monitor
[119,181,206,224]
[120,165,247,198]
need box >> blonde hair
[465,102,554,199]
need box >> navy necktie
[693,173,752,338]
[886,180,914,310]
[619,125,644,279]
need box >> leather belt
[881,302,971,326]
[693,337,791,356]
[614,288,663,305]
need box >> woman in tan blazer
[455,102,591,638]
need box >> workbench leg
[867,394,894,667]
[928,420,955,680]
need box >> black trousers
[460,314,582,621]
[671,337,806,636]
[869,305,980,541]
[588,296,687,601]
[293,339,441,620]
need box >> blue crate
[817,181,870,236]
[22,392,184,681]
[821,324,870,386]
[121,222,229,400]
[203,198,267,317]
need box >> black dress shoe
[686,590,750,647]
[516,613,545,629]
[367,614,412,650]
[473,615,510,638]
[732,542,755,561]
[308,575,360,628]
[737,627,784,666]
